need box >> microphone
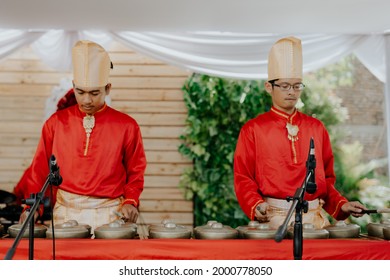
[305,138,317,194]
[50,155,59,173]
[49,155,63,186]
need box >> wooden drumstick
[361,208,390,214]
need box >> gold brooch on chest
[286,122,299,141]
[83,115,95,156]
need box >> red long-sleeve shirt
[27,104,146,208]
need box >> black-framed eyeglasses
[272,82,305,91]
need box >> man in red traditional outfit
[20,40,146,232]
[234,36,366,229]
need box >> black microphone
[49,155,63,186]
[49,155,59,173]
[305,138,317,194]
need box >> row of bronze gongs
[3,219,390,240]
[2,189,390,240]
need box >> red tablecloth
[1,238,390,260]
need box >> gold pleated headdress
[267,36,302,81]
[72,40,111,88]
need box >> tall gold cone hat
[72,40,111,88]
[267,36,302,81]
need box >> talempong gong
[324,221,360,238]
[8,223,47,238]
[383,227,390,240]
[46,220,90,239]
[243,223,277,239]
[94,219,137,239]
[148,222,192,239]
[193,220,218,239]
[236,220,261,238]
[194,222,238,239]
[148,219,175,232]
[367,219,390,239]
[287,223,329,239]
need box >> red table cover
[1,238,389,260]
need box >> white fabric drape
[0,29,45,61]
[354,35,386,83]
[0,29,386,82]
[31,30,112,71]
[111,32,376,80]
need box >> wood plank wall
[0,41,194,227]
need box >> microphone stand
[274,138,317,260]
[4,156,62,260]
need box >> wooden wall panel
[0,41,193,226]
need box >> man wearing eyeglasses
[234,37,366,229]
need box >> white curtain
[0,29,386,82]
[30,30,112,71]
[354,35,386,83]
[0,29,45,61]
[110,32,378,80]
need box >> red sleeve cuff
[121,198,138,208]
[331,200,349,220]
[251,199,265,221]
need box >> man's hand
[341,201,367,217]
[121,204,139,223]
[18,209,39,224]
[255,202,270,223]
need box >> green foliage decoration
[179,74,272,227]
